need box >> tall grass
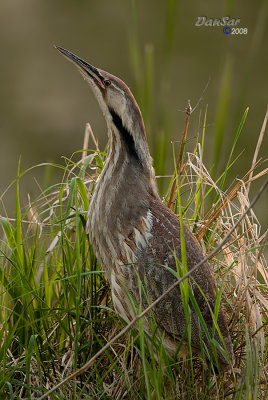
[0,105,267,398]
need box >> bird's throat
[109,108,141,165]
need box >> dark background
[0,0,267,225]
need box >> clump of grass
[0,104,267,399]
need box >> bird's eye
[104,79,111,87]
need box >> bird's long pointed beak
[54,45,105,90]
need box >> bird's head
[55,46,152,170]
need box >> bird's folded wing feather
[123,198,231,352]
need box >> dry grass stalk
[168,101,192,210]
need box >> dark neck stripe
[109,108,141,164]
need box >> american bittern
[56,46,234,370]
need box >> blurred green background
[0,0,267,224]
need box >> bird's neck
[105,122,158,199]
[87,122,159,273]
[88,123,158,237]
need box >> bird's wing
[122,198,233,364]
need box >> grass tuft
[0,105,267,398]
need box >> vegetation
[0,104,267,398]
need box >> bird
[55,45,234,370]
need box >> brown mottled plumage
[56,46,234,369]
